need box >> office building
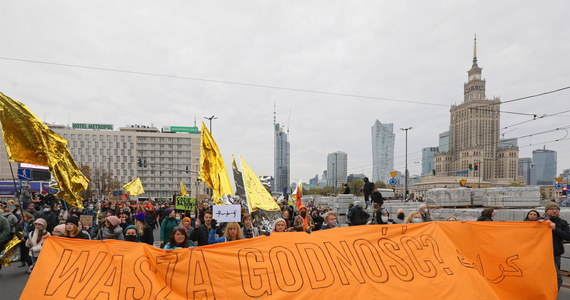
[532,149,557,185]
[371,120,395,183]
[327,151,347,187]
[518,157,534,185]
[273,122,290,194]
[438,131,450,153]
[422,147,439,176]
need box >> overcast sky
[1,1,569,184]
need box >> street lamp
[400,127,413,200]
[204,115,218,135]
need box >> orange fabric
[21,222,557,299]
[301,215,309,231]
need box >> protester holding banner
[164,228,191,249]
[241,214,260,238]
[160,208,178,248]
[96,216,123,240]
[63,216,90,240]
[209,222,244,244]
[541,202,570,290]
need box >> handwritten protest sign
[21,222,557,299]
[79,215,93,226]
[175,196,196,211]
[213,204,241,222]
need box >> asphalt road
[1,227,570,299]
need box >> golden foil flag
[240,156,279,212]
[123,177,144,196]
[179,181,188,196]
[0,93,88,208]
[199,122,233,204]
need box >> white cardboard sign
[212,204,241,222]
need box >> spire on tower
[473,34,478,67]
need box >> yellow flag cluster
[240,156,279,212]
[0,93,88,208]
[123,177,144,196]
[199,122,233,204]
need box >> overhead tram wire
[0,56,447,107]
[1,56,568,108]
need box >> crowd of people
[1,189,569,291]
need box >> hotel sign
[72,123,113,130]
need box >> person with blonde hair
[209,222,244,244]
[404,211,422,224]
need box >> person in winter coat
[17,212,35,269]
[293,205,315,232]
[540,202,570,290]
[96,216,124,240]
[418,204,432,222]
[133,212,154,245]
[26,218,51,273]
[0,214,12,252]
[362,177,375,209]
[160,208,179,248]
[371,187,384,208]
[36,205,58,233]
[347,201,368,226]
[64,216,90,239]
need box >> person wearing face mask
[82,203,97,237]
[25,218,50,273]
[377,208,392,224]
[404,211,423,224]
[37,205,58,233]
[320,211,338,230]
[418,204,431,222]
[123,225,140,243]
[394,209,405,224]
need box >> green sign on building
[163,126,199,133]
[72,123,114,130]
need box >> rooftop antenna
[273,100,276,126]
[287,109,291,134]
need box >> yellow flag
[240,156,279,212]
[0,93,88,208]
[123,177,144,195]
[180,181,188,196]
[199,122,233,204]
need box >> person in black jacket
[36,205,58,233]
[347,201,368,226]
[541,202,570,291]
[476,208,494,221]
[190,211,221,246]
[362,178,375,209]
[371,187,384,207]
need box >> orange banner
[21,222,557,299]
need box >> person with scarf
[123,225,140,242]
[293,205,314,232]
[25,218,50,273]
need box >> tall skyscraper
[532,149,557,185]
[422,147,439,176]
[371,120,395,183]
[273,116,290,194]
[518,157,534,185]
[434,36,519,183]
[327,151,348,187]
[438,131,450,153]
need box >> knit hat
[545,202,560,211]
[182,217,191,222]
[354,200,360,206]
[164,208,174,216]
[134,212,146,222]
[34,218,47,229]
[106,215,121,227]
[298,205,307,211]
[66,216,79,226]
[123,224,140,237]
[53,224,66,236]
[273,218,286,229]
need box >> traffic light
[137,159,142,167]
[563,187,568,196]
[474,163,479,171]
[432,169,436,176]
[468,164,473,171]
